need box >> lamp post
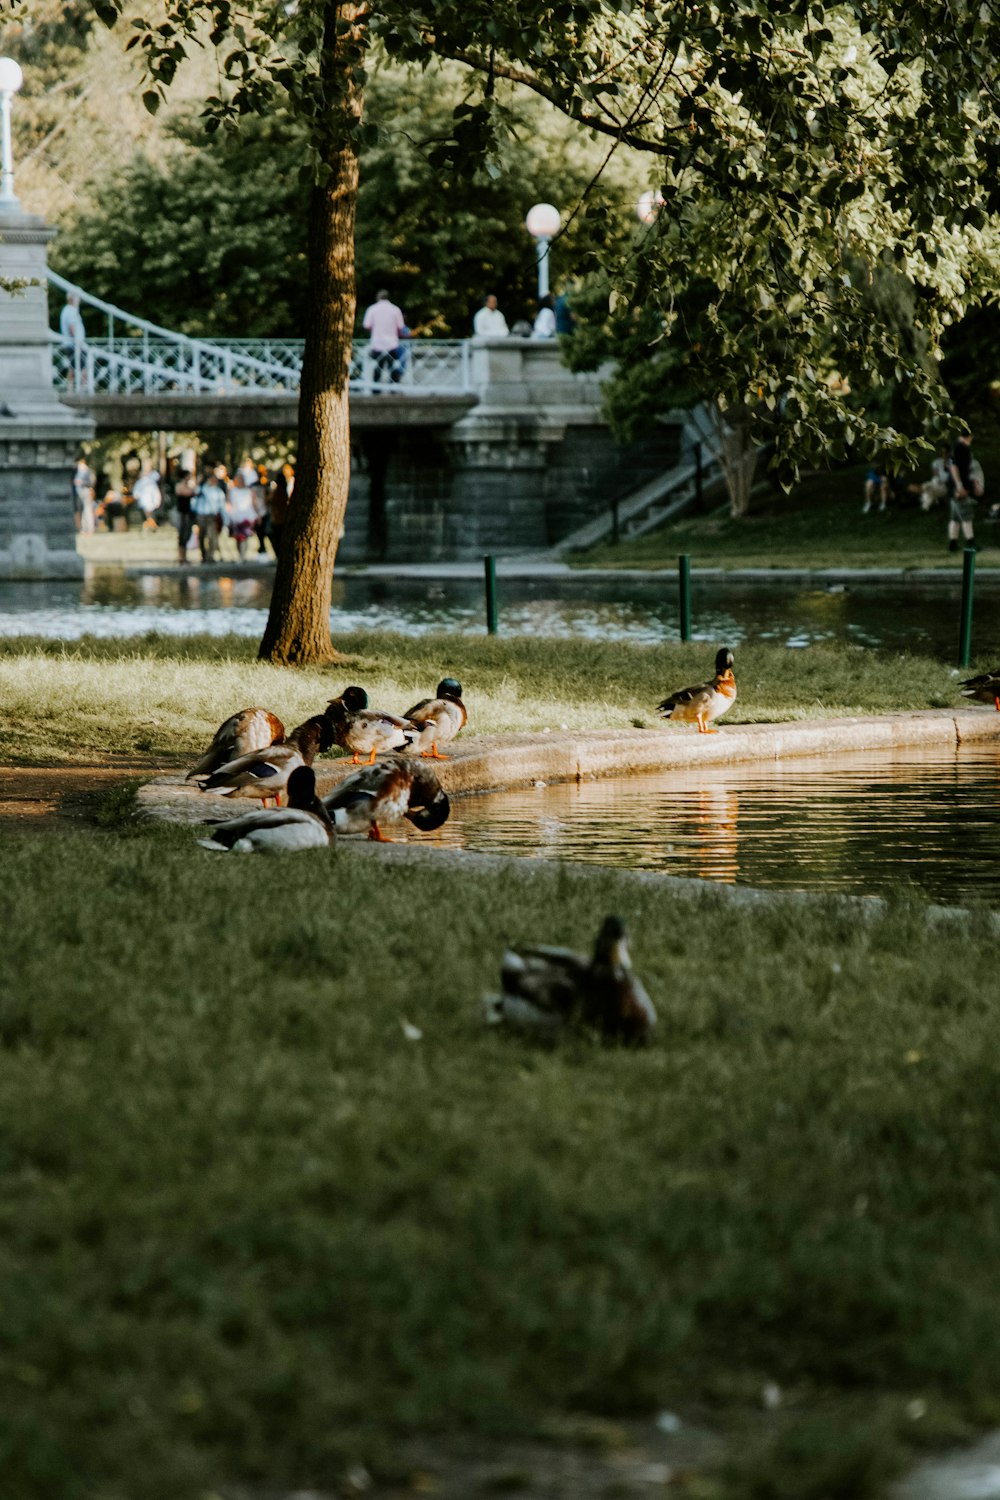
[525,202,561,301]
[0,57,24,208]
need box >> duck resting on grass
[657,647,737,733]
[402,677,468,760]
[959,668,1000,711]
[322,756,450,841]
[325,686,417,764]
[198,766,333,853]
[186,707,286,781]
[483,915,657,1044]
[196,715,334,804]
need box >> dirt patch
[0,762,171,831]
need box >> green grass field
[3,632,997,1497]
[3,821,1000,1500]
[0,631,971,766]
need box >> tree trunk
[258,6,366,664]
[709,402,759,518]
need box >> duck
[197,765,333,853]
[401,677,468,760]
[657,647,736,733]
[483,915,657,1045]
[195,714,334,802]
[324,686,417,764]
[185,707,286,781]
[322,755,450,841]
[959,669,1000,711]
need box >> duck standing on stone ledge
[322,756,450,841]
[325,686,417,764]
[401,677,468,760]
[196,715,334,802]
[186,706,286,781]
[484,915,657,1044]
[657,647,737,734]
[959,668,1000,711]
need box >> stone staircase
[549,407,724,556]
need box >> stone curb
[136,708,1000,826]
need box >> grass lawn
[580,437,1000,571]
[0,632,976,766]
[3,634,997,1497]
[4,819,1000,1500]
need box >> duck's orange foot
[421,746,450,760]
[994,696,999,711]
[367,823,394,842]
[350,753,362,764]
[367,747,378,764]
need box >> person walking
[473,293,509,338]
[132,461,163,531]
[192,466,228,563]
[173,467,197,563]
[72,456,96,534]
[362,289,406,390]
[533,293,556,338]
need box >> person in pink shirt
[362,289,406,389]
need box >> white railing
[47,270,472,397]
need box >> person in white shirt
[473,294,509,339]
[362,289,406,388]
[533,294,556,338]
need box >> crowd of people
[71,453,295,565]
[862,431,992,550]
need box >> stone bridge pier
[343,340,680,563]
[0,204,93,579]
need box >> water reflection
[415,742,1000,905]
[0,565,996,654]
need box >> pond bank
[138,708,1000,825]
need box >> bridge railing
[48,270,472,397]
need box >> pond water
[0,565,997,654]
[419,740,1000,905]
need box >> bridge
[1,197,721,578]
[48,269,478,431]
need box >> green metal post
[484,554,498,635]
[678,553,692,642]
[959,545,976,667]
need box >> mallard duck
[196,715,334,802]
[402,678,468,760]
[197,766,333,853]
[185,707,286,781]
[483,915,657,1044]
[322,755,450,841]
[959,669,1000,711]
[324,686,417,764]
[657,647,736,733]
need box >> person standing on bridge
[473,293,509,339]
[362,289,406,390]
[59,293,86,391]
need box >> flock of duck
[178,652,742,1044]
[172,642,1000,1043]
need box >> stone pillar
[0,204,93,578]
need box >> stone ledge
[137,709,1000,826]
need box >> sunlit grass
[0,632,969,764]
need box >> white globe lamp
[525,202,561,300]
